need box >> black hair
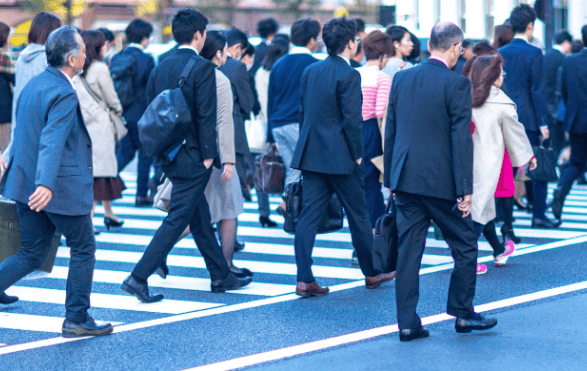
[98,27,115,43]
[429,22,463,51]
[225,27,248,49]
[242,42,255,58]
[572,39,584,54]
[582,26,587,47]
[290,18,321,48]
[28,12,61,45]
[80,30,105,76]
[354,18,366,33]
[46,26,82,68]
[262,37,289,71]
[274,33,290,44]
[407,32,420,61]
[462,39,471,49]
[200,30,227,61]
[257,18,279,39]
[509,4,537,34]
[554,30,573,45]
[386,25,410,57]
[125,19,153,44]
[0,22,9,48]
[322,17,357,57]
[172,8,208,45]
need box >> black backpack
[110,49,136,109]
[138,56,197,158]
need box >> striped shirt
[356,65,392,121]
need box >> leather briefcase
[372,200,398,274]
[283,180,344,235]
[526,145,559,183]
[254,144,285,194]
[0,199,60,273]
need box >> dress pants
[248,151,270,218]
[0,202,95,323]
[117,123,153,198]
[362,119,385,227]
[272,123,302,186]
[527,131,548,219]
[558,134,587,196]
[394,191,477,330]
[294,165,378,283]
[235,153,249,196]
[132,148,230,282]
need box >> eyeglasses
[454,42,465,55]
[356,37,361,43]
[502,71,507,77]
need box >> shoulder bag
[245,112,267,154]
[372,199,398,274]
[254,144,285,194]
[526,143,559,183]
[80,77,128,142]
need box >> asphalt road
[1,173,587,371]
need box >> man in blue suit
[0,27,112,338]
[499,4,560,229]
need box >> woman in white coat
[74,30,125,234]
[469,54,536,272]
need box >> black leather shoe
[121,275,164,303]
[550,189,565,221]
[532,217,562,229]
[242,189,252,202]
[234,241,245,252]
[155,262,169,279]
[231,267,254,278]
[455,313,497,333]
[399,327,429,342]
[135,196,154,207]
[502,230,521,245]
[259,216,278,228]
[211,272,252,293]
[62,317,113,338]
[0,292,18,304]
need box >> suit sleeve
[449,78,473,197]
[146,68,156,106]
[216,74,236,165]
[266,71,276,143]
[561,59,568,106]
[383,82,396,189]
[35,92,79,192]
[340,71,364,161]
[530,50,548,129]
[234,63,255,116]
[97,63,123,115]
[501,104,534,167]
[298,70,307,130]
[193,62,218,160]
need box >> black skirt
[93,176,126,201]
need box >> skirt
[94,176,126,201]
[204,167,244,224]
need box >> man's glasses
[356,37,361,43]
[454,42,465,55]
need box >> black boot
[0,292,19,304]
[550,189,566,221]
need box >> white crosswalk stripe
[3,172,587,337]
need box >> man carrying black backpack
[112,19,156,207]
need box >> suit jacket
[452,56,467,74]
[219,57,254,155]
[0,67,93,216]
[561,48,587,134]
[112,46,155,126]
[499,39,548,133]
[146,48,218,168]
[544,48,566,116]
[291,56,363,175]
[158,44,179,64]
[384,59,473,201]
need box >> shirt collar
[59,69,75,90]
[553,44,566,54]
[514,35,530,44]
[128,43,144,51]
[178,45,199,55]
[290,46,312,55]
[429,56,449,68]
[338,55,351,65]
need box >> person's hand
[540,126,550,140]
[528,157,537,171]
[356,158,363,165]
[29,186,53,212]
[457,194,472,218]
[203,158,213,169]
[0,156,6,178]
[220,164,234,182]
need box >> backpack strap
[178,56,198,87]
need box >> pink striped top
[357,65,392,121]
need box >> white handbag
[245,113,267,153]
[153,178,172,212]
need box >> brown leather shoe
[296,281,329,298]
[365,271,396,289]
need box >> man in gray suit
[0,26,112,338]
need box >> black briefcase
[283,181,344,235]
[372,199,398,273]
[526,145,559,182]
[0,199,60,273]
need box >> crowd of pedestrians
[0,3,586,341]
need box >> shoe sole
[120,283,164,303]
[211,278,253,293]
[62,326,113,338]
[399,331,430,342]
[456,321,498,334]
[295,291,329,298]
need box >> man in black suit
[499,5,559,229]
[250,18,278,78]
[220,28,255,201]
[544,31,572,155]
[385,22,497,342]
[121,9,251,303]
[550,26,587,222]
[291,17,394,298]
[0,27,113,337]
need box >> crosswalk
[2,172,587,344]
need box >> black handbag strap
[178,56,198,88]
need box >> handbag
[254,144,285,194]
[153,177,172,212]
[372,199,398,274]
[283,180,344,235]
[526,144,559,182]
[245,113,267,154]
[80,77,128,142]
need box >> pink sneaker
[494,241,515,267]
[476,264,488,275]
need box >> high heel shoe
[259,216,277,228]
[502,230,521,245]
[231,267,254,278]
[104,217,124,231]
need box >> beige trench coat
[471,86,534,225]
[73,61,123,178]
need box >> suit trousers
[117,123,153,198]
[248,151,270,218]
[527,132,548,219]
[394,191,477,330]
[272,124,302,186]
[0,202,95,323]
[294,165,378,283]
[362,119,385,228]
[558,134,587,196]
[132,149,230,282]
